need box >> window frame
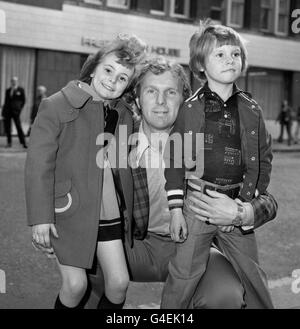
[106,0,130,9]
[274,0,290,36]
[226,0,245,28]
[169,0,190,19]
[149,0,166,16]
[210,3,223,24]
[83,0,103,5]
[260,0,275,33]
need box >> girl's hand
[32,224,59,249]
[170,209,188,243]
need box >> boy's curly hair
[189,19,248,81]
[79,33,147,94]
[135,55,191,101]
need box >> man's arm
[187,189,278,231]
[250,191,278,229]
[20,87,26,109]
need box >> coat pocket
[54,180,79,217]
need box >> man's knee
[193,248,245,309]
[202,281,245,309]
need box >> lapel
[9,87,16,98]
[131,122,150,239]
[132,122,149,205]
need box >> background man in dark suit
[2,76,27,148]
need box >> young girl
[25,34,147,309]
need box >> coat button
[249,182,253,187]
[251,156,256,161]
[247,192,251,196]
[251,105,256,109]
[224,103,227,107]
[188,104,192,108]
[251,130,255,135]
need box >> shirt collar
[200,82,241,99]
[135,123,150,166]
[135,122,170,167]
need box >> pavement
[0,135,300,309]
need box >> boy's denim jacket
[164,86,273,204]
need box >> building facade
[0,0,300,133]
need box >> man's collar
[135,123,150,166]
[135,122,170,167]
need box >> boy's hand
[170,209,188,243]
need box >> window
[83,0,103,5]
[260,0,274,32]
[210,0,225,23]
[150,0,166,15]
[227,0,245,28]
[170,0,190,18]
[260,0,290,35]
[106,0,130,9]
[275,0,290,35]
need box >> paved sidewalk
[0,135,299,309]
[124,279,300,309]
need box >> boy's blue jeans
[160,192,274,309]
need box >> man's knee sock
[97,294,125,309]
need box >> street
[0,138,300,309]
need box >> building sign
[81,36,180,57]
[81,36,106,48]
[150,46,180,58]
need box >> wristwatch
[232,204,244,226]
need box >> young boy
[161,22,274,309]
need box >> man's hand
[170,209,188,243]
[188,190,238,226]
[32,223,59,249]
